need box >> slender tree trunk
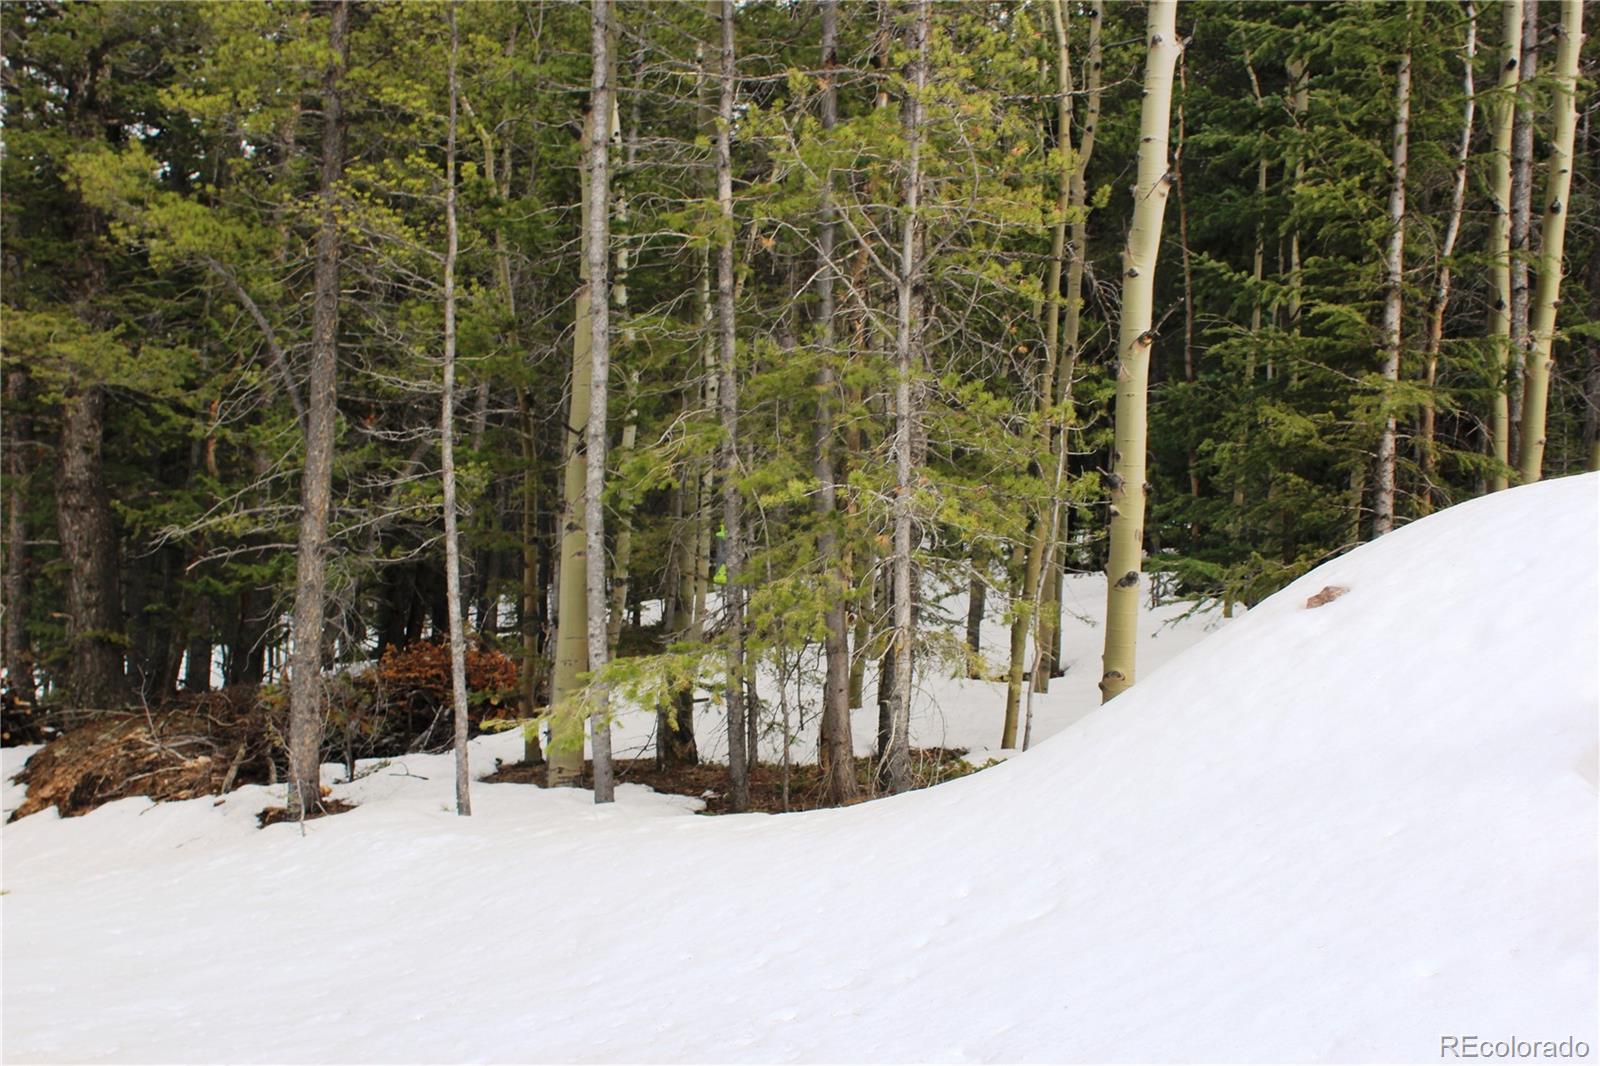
[285,0,349,818]
[1286,54,1308,342]
[884,0,928,793]
[1508,0,1541,469]
[1175,53,1200,505]
[4,370,33,697]
[692,41,717,637]
[547,128,596,789]
[1419,4,1476,514]
[1489,0,1524,492]
[440,7,472,817]
[517,391,544,762]
[714,0,748,812]
[1373,28,1412,539]
[1006,0,1073,720]
[584,0,617,804]
[1099,0,1180,703]
[659,392,700,768]
[1518,0,1584,484]
[1042,0,1102,681]
[606,82,640,661]
[814,0,857,807]
[965,559,985,676]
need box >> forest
[1,0,1595,821]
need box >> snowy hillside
[3,474,1596,1063]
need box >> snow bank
[3,474,1595,1063]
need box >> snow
[3,474,1596,1063]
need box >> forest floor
[484,747,980,814]
[3,474,1596,1063]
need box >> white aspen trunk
[441,6,471,816]
[885,0,928,794]
[585,0,616,804]
[1488,0,1523,493]
[1372,30,1412,539]
[1518,0,1584,483]
[1099,0,1180,703]
[1508,1,1540,467]
[547,127,595,789]
[1419,3,1476,514]
[714,0,748,812]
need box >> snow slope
[3,474,1596,1064]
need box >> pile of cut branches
[8,687,281,821]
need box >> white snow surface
[3,474,1597,1064]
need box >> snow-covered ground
[3,474,1595,1063]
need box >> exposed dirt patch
[257,798,358,828]
[1305,584,1351,608]
[484,747,982,814]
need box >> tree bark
[884,0,928,793]
[814,0,857,807]
[1099,0,1180,703]
[58,386,124,707]
[441,6,472,817]
[715,0,748,812]
[548,78,599,791]
[1488,0,1524,492]
[585,0,616,804]
[286,0,350,818]
[4,369,33,697]
[1041,0,1102,682]
[1508,0,1541,469]
[1372,25,1412,538]
[1419,4,1476,513]
[965,559,985,676]
[1517,0,1583,483]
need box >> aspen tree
[1099,0,1180,703]
[1517,0,1584,483]
[547,121,596,789]
[584,0,616,804]
[440,5,471,816]
[286,0,350,816]
[1419,3,1476,513]
[1373,16,1412,538]
[1488,0,1524,492]
[1507,2,1540,467]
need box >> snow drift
[3,474,1596,1063]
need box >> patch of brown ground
[257,798,358,828]
[483,747,981,814]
